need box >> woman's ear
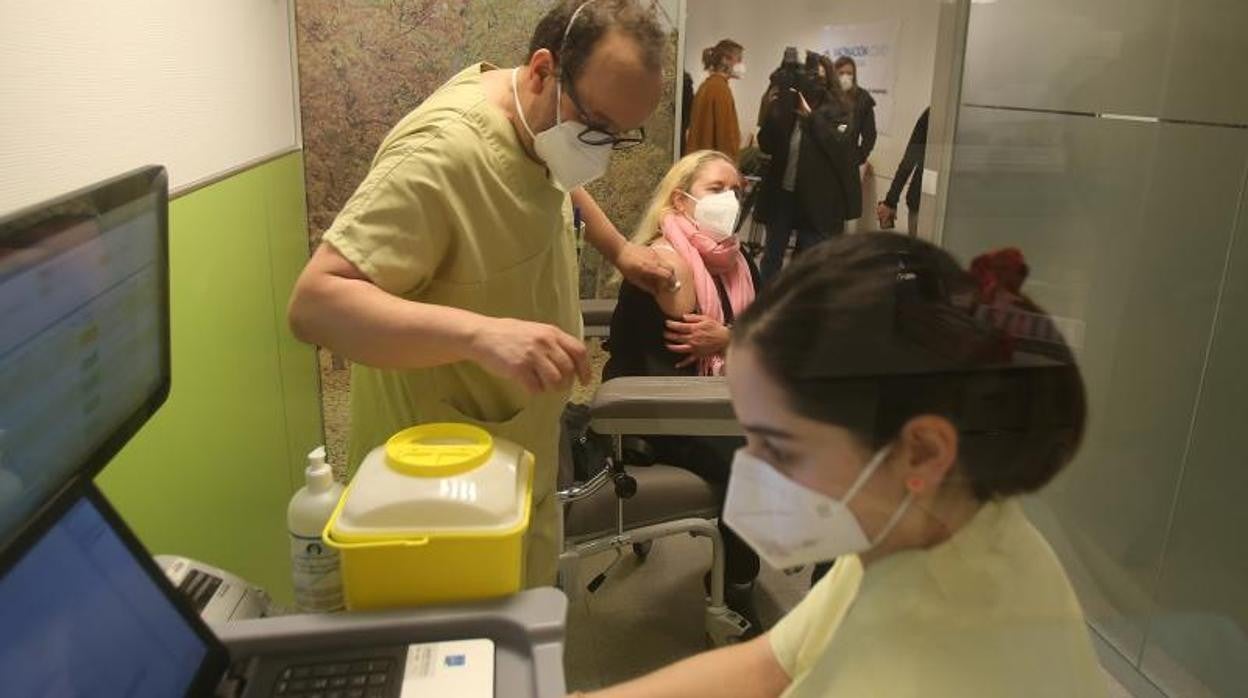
[671,189,691,215]
[895,415,958,495]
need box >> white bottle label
[290,533,343,612]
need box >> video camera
[770,47,825,101]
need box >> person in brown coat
[687,39,744,159]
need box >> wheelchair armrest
[581,299,617,339]
[588,377,741,437]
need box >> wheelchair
[556,375,752,646]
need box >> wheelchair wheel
[632,541,652,561]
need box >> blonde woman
[602,149,763,629]
[605,150,758,379]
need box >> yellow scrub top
[322,63,582,587]
[769,499,1107,697]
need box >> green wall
[98,152,322,604]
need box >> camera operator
[755,50,861,283]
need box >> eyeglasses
[563,78,647,150]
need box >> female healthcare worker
[288,0,670,589]
[575,233,1107,697]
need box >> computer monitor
[0,167,169,547]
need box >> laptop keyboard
[271,658,395,698]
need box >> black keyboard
[271,658,395,698]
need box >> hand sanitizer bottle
[287,446,345,612]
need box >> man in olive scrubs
[289,0,671,587]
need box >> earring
[906,477,926,494]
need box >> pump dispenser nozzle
[306,446,334,493]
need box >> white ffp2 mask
[681,190,740,240]
[512,68,612,192]
[723,447,913,570]
[731,62,747,79]
[839,73,855,91]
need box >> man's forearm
[572,187,627,262]
[886,142,923,208]
[289,272,488,370]
[884,168,909,208]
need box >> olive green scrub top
[322,63,582,587]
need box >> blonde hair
[630,150,737,248]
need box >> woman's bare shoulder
[650,243,696,317]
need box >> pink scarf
[660,213,756,376]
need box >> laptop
[0,477,496,698]
[0,169,495,697]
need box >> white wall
[683,0,939,229]
[0,1,300,214]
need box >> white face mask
[680,190,740,240]
[731,62,747,79]
[512,67,612,192]
[723,446,913,570]
[839,73,855,91]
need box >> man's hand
[665,314,731,369]
[615,242,678,295]
[794,89,812,118]
[876,201,897,229]
[468,317,590,394]
[572,188,677,296]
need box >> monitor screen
[0,493,208,697]
[0,168,168,543]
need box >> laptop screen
[0,492,207,697]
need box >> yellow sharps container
[324,423,534,610]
